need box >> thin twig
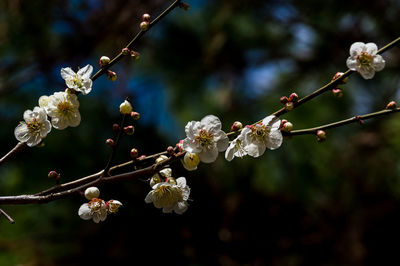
[0,208,15,224]
[0,142,26,167]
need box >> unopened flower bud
[179,2,190,11]
[106,200,122,213]
[131,111,140,120]
[138,155,146,160]
[316,130,326,142]
[140,21,149,31]
[120,100,133,115]
[332,88,343,98]
[106,138,115,147]
[280,119,288,128]
[142,13,151,22]
[386,101,397,110]
[156,155,168,164]
[176,140,184,152]
[280,96,289,104]
[48,170,60,180]
[285,102,294,111]
[130,148,139,159]
[230,121,243,132]
[121,48,130,55]
[332,72,348,84]
[106,70,117,81]
[124,125,135,135]
[182,152,200,171]
[167,146,175,155]
[99,56,110,67]
[85,187,100,200]
[130,51,140,60]
[159,168,172,178]
[282,122,293,132]
[289,93,298,102]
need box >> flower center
[250,123,270,142]
[153,185,182,207]
[357,52,373,66]
[57,101,73,117]
[89,198,104,213]
[195,129,214,148]
[26,118,42,133]
[72,75,83,88]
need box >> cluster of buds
[140,13,151,31]
[78,187,122,223]
[121,47,141,60]
[280,93,298,111]
[331,72,348,98]
[280,119,293,133]
[230,121,243,132]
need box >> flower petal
[365,42,378,55]
[372,55,385,71]
[359,66,375,79]
[346,57,358,71]
[78,203,92,220]
[245,141,266,158]
[199,147,219,163]
[266,130,283,150]
[61,67,75,80]
[201,115,222,132]
[350,42,365,57]
[77,64,93,79]
[174,202,188,214]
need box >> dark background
[0,0,400,265]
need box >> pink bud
[142,13,151,22]
[176,140,184,152]
[48,171,60,180]
[332,72,348,84]
[282,122,293,132]
[106,70,117,81]
[106,138,115,147]
[121,48,130,55]
[124,125,135,135]
[230,121,243,132]
[289,93,298,102]
[386,101,397,110]
[167,146,175,155]
[332,88,343,98]
[179,2,190,10]
[131,111,140,120]
[316,130,326,142]
[99,56,110,67]
[130,51,140,60]
[280,96,289,104]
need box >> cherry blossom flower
[225,131,247,161]
[40,91,81,130]
[182,115,229,163]
[145,177,190,214]
[14,107,52,147]
[106,200,123,213]
[61,64,93,95]
[241,115,283,158]
[78,198,108,223]
[346,42,385,79]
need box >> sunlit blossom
[78,198,108,223]
[346,42,385,79]
[61,64,93,95]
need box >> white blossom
[225,131,247,161]
[78,198,108,223]
[145,177,190,214]
[182,115,229,163]
[346,42,385,79]
[106,200,123,213]
[241,115,283,158]
[42,91,81,130]
[61,64,93,95]
[14,107,51,147]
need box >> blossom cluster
[145,155,191,214]
[78,186,122,223]
[14,65,93,146]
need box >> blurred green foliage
[0,0,400,265]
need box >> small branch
[0,208,15,224]
[90,0,181,82]
[0,142,26,167]
[286,108,400,136]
